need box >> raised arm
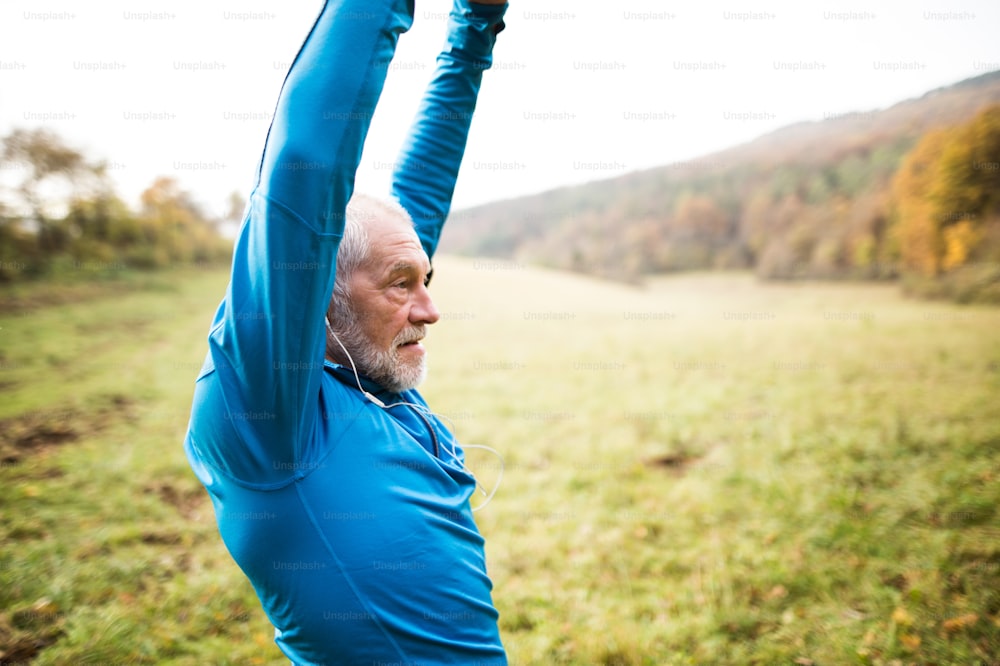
[258,2,414,227]
[391,0,507,260]
[191,0,414,482]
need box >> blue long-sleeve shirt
[183,1,508,663]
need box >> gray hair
[326,193,414,336]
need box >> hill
[440,70,1000,294]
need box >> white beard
[330,302,427,393]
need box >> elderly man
[183,1,509,663]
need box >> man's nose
[411,283,440,325]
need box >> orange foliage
[891,105,1000,276]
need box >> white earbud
[363,392,386,408]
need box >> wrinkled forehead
[365,215,429,270]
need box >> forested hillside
[441,70,1000,302]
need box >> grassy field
[1,259,998,665]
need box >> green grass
[1,261,998,665]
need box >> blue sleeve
[391,1,507,260]
[193,0,415,481]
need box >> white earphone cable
[324,317,504,511]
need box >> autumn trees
[893,106,1000,274]
[442,94,1000,302]
[0,128,232,282]
[4,97,999,303]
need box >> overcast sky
[1,0,998,218]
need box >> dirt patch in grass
[0,629,65,664]
[643,449,703,474]
[0,411,79,465]
[0,598,64,663]
[143,481,208,520]
[0,394,136,468]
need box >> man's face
[331,215,439,393]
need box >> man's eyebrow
[387,260,417,275]
[385,260,431,279]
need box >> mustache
[394,325,426,346]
